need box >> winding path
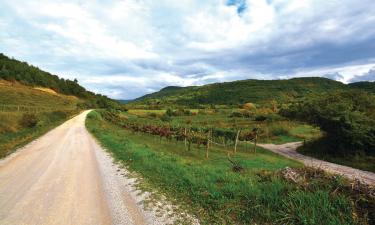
[259,142,375,186]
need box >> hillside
[0,79,83,157]
[349,81,375,93]
[0,80,81,111]
[131,77,347,108]
[0,53,119,108]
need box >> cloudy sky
[1,0,375,99]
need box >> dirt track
[0,111,180,225]
[259,142,375,186]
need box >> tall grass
[0,110,79,158]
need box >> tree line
[281,90,375,156]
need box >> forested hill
[0,53,119,108]
[132,77,347,108]
[349,81,375,94]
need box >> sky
[1,0,375,99]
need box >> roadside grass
[0,110,79,158]
[298,139,375,173]
[0,81,81,158]
[86,110,368,225]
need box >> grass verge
[86,110,373,225]
[0,110,79,158]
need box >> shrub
[255,115,267,121]
[148,112,158,118]
[19,113,38,128]
[160,114,172,122]
[281,90,375,155]
[166,108,174,117]
[229,111,243,118]
[270,126,289,136]
[243,102,256,110]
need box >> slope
[0,80,82,158]
[132,77,347,108]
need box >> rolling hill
[349,81,375,93]
[131,77,348,108]
[0,53,119,108]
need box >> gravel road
[259,142,375,186]
[0,110,193,225]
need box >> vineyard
[101,110,263,158]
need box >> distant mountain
[118,99,134,104]
[349,81,375,94]
[0,53,119,108]
[131,77,347,107]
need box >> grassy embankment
[0,80,81,158]
[87,110,372,225]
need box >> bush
[270,126,289,136]
[255,115,267,121]
[160,114,172,122]
[281,90,375,155]
[166,108,173,117]
[19,113,38,128]
[229,111,244,118]
[147,112,158,118]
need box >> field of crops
[124,108,321,145]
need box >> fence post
[253,133,257,153]
[234,129,241,154]
[184,127,187,147]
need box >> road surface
[259,142,375,186]
[0,110,177,225]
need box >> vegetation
[0,80,81,158]
[0,53,121,109]
[124,108,321,145]
[130,77,347,108]
[87,110,373,225]
[0,110,78,158]
[281,90,375,172]
[349,81,375,94]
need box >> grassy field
[0,80,81,158]
[87,110,371,225]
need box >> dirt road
[0,111,179,225]
[259,142,375,186]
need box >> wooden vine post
[206,128,212,159]
[184,127,187,147]
[234,129,241,154]
[253,128,259,153]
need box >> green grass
[86,110,368,225]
